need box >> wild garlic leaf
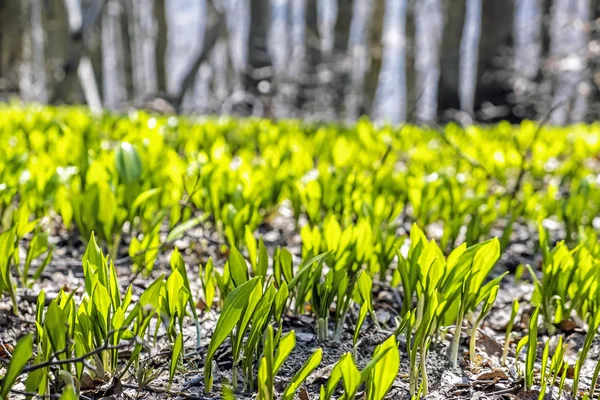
[282,347,322,400]
[0,334,33,400]
[204,277,261,393]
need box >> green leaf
[288,252,330,289]
[526,307,540,389]
[273,281,289,323]
[354,302,369,348]
[166,216,206,243]
[228,245,249,287]
[274,331,296,375]
[245,226,258,271]
[131,188,162,214]
[366,335,399,400]
[233,281,263,359]
[323,352,360,400]
[0,334,33,399]
[258,357,269,400]
[115,142,142,184]
[257,238,269,279]
[45,301,67,354]
[339,352,361,397]
[204,277,261,393]
[139,275,165,310]
[282,347,322,400]
[59,386,77,400]
[169,333,183,388]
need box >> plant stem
[318,317,328,342]
[232,363,238,392]
[450,306,464,368]
[9,285,18,316]
[589,359,600,399]
[110,232,121,262]
[470,321,479,365]
[409,364,417,396]
[420,344,428,396]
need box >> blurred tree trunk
[414,0,443,121]
[0,0,24,94]
[126,0,157,100]
[459,0,481,115]
[373,0,408,124]
[345,0,374,120]
[19,0,49,103]
[19,0,35,102]
[52,0,103,112]
[32,0,48,102]
[43,1,69,99]
[439,0,514,116]
[246,0,271,92]
[172,0,224,112]
[102,0,128,109]
[364,0,384,115]
[154,0,168,93]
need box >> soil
[1,209,598,400]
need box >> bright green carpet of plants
[1,105,600,399]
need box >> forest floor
[2,208,599,400]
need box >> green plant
[502,299,519,366]
[469,285,499,364]
[320,339,395,400]
[281,347,322,400]
[573,309,600,396]
[0,334,33,400]
[204,277,262,392]
[395,225,503,368]
[364,335,400,400]
[169,333,183,389]
[257,325,296,400]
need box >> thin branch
[21,344,125,375]
[424,121,494,180]
[509,100,564,198]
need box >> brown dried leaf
[82,376,122,399]
[0,343,14,359]
[299,387,310,400]
[475,369,508,381]
[558,319,578,333]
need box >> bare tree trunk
[549,0,590,124]
[102,0,128,109]
[31,0,48,103]
[19,0,49,103]
[373,0,407,124]
[414,0,443,121]
[0,1,23,94]
[173,0,224,112]
[346,0,373,120]
[459,0,482,116]
[317,0,337,59]
[270,0,289,74]
[20,0,35,102]
[247,0,272,88]
[127,0,157,100]
[52,0,104,111]
[154,0,168,93]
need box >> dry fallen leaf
[299,387,310,400]
[0,343,14,359]
[196,298,208,312]
[475,369,508,381]
[82,376,122,399]
[558,319,578,333]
